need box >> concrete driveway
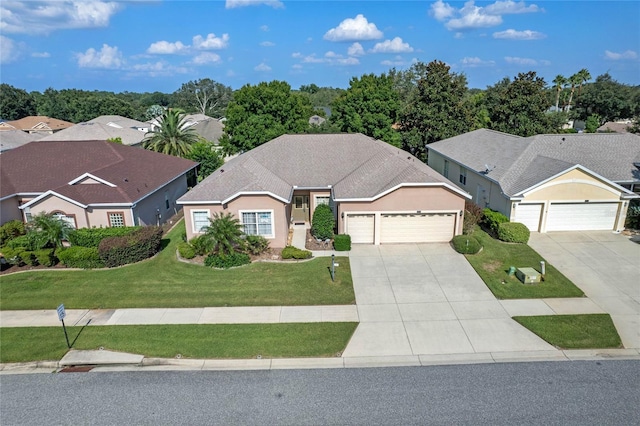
[528,232,640,349]
[342,243,556,358]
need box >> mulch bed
[304,229,334,251]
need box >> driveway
[528,231,640,349]
[342,243,556,358]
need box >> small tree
[27,212,74,249]
[311,204,335,240]
[202,212,245,256]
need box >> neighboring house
[0,140,198,228]
[427,129,640,233]
[1,116,74,135]
[178,133,469,247]
[0,130,44,153]
[597,120,634,134]
[38,122,146,146]
[149,113,224,143]
[87,115,150,132]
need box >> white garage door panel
[515,204,543,232]
[546,203,618,231]
[381,213,455,243]
[347,214,374,244]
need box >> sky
[1,1,639,94]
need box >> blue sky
[1,1,639,94]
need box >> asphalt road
[1,361,638,425]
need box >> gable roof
[38,122,146,146]
[0,130,44,152]
[88,115,149,130]
[179,133,466,204]
[1,141,197,205]
[190,118,224,143]
[5,116,74,132]
[429,129,640,197]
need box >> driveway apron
[342,243,555,358]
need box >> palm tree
[202,212,245,257]
[576,68,591,98]
[28,212,74,249]
[143,109,200,157]
[566,72,582,112]
[552,75,567,111]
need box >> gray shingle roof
[179,133,461,203]
[0,130,44,152]
[429,129,640,196]
[38,122,146,146]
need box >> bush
[33,249,57,267]
[7,234,39,250]
[625,200,640,230]
[244,234,269,255]
[98,226,163,267]
[482,208,509,233]
[68,226,140,248]
[311,204,335,240]
[451,235,482,254]
[463,201,483,235]
[204,252,251,269]
[57,246,104,269]
[497,222,531,243]
[0,220,26,246]
[281,246,312,259]
[0,246,27,266]
[177,242,196,259]
[189,234,214,256]
[333,234,351,251]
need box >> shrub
[57,246,104,269]
[177,242,196,259]
[244,234,269,255]
[33,249,57,267]
[497,222,531,243]
[98,226,163,267]
[0,246,27,266]
[0,220,26,246]
[625,200,640,230]
[451,235,482,254]
[311,204,335,240]
[204,252,251,269]
[482,208,509,233]
[463,201,483,235]
[7,234,39,250]
[281,246,312,259]
[333,234,351,251]
[68,227,140,248]
[189,234,214,256]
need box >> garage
[546,202,619,231]
[514,203,543,232]
[380,213,455,243]
[346,214,374,244]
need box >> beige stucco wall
[0,197,23,224]
[519,168,623,202]
[27,195,89,228]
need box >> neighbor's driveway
[342,243,555,359]
[528,232,640,349]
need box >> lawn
[0,220,355,310]
[513,314,622,349]
[464,229,584,299]
[0,322,358,363]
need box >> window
[108,212,125,227]
[315,196,330,207]
[192,210,210,233]
[165,192,170,210]
[443,160,449,178]
[52,212,76,229]
[459,167,467,186]
[241,211,273,238]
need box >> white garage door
[546,203,619,231]
[380,213,455,243]
[346,214,374,244]
[514,204,543,232]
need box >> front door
[292,195,310,223]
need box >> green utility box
[516,267,541,284]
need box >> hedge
[7,234,39,251]
[32,249,57,267]
[0,246,27,266]
[177,242,196,259]
[333,234,351,251]
[311,204,335,240]
[68,226,140,248]
[98,226,163,267]
[57,246,104,269]
[281,246,312,259]
[497,222,531,244]
[0,220,26,246]
[204,252,251,268]
[483,208,509,232]
[451,235,482,254]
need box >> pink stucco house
[178,133,469,247]
[0,140,197,228]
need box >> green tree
[552,75,567,111]
[0,84,37,120]
[574,73,640,123]
[172,78,232,117]
[584,114,602,133]
[143,109,200,157]
[220,80,315,154]
[186,141,224,181]
[331,73,401,147]
[27,212,73,249]
[202,212,245,257]
[145,105,165,121]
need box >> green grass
[0,323,358,363]
[0,220,354,310]
[513,314,623,349]
[464,229,584,299]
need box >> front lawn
[464,229,584,299]
[0,323,358,363]
[513,314,622,349]
[0,220,355,310]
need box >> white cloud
[76,44,123,69]
[260,41,275,47]
[447,2,502,30]
[193,33,229,50]
[348,42,365,56]
[225,1,283,9]
[32,51,51,58]
[192,52,222,65]
[255,62,271,71]
[336,57,359,65]
[298,52,359,66]
[325,51,339,58]
[292,64,303,70]
[370,37,414,53]
[504,56,537,65]
[0,35,19,64]
[461,56,495,67]
[604,50,638,60]
[302,54,325,64]
[484,1,540,15]
[260,25,269,32]
[291,52,303,58]
[493,29,545,40]
[1,1,122,35]
[381,56,409,67]
[431,0,540,32]
[431,0,455,21]
[323,14,383,42]
[129,61,189,77]
[147,40,188,55]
